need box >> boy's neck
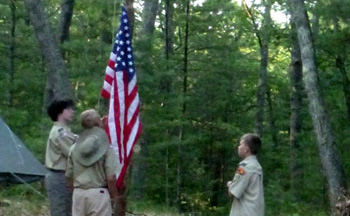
[57,117,69,126]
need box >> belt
[74,186,108,189]
[47,168,65,173]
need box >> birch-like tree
[289,0,346,214]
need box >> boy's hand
[101,116,108,128]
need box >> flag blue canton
[113,7,135,81]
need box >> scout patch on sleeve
[236,167,246,175]
[58,128,67,138]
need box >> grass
[0,183,182,216]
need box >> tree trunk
[177,0,190,212]
[131,0,158,202]
[58,0,74,44]
[289,18,304,201]
[23,0,74,106]
[247,0,271,137]
[289,0,346,214]
[311,10,319,39]
[115,180,127,216]
[136,0,159,67]
[124,0,135,37]
[333,19,350,122]
[164,0,174,207]
[266,89,278,146]
[9,0,16,107]
[165,0,175,56]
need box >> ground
[0,197,181,216]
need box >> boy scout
[66,109,118,216]
[226,133,264,216]
[45,99,77,216]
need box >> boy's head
[47,99,75,121]
[238,133,261,158]
[80,109,101,129]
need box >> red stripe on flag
[116,122,142,187]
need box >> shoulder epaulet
[239,162,247,167]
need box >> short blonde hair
[80,109,101,129]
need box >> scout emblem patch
[58,128,67,138]
[236,167,246,175]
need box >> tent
[0,117,46,184]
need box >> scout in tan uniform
[66,109,118,216]
[45,99,77,216]
[227,133,264,216]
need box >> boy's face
[61,106,74,123]
[237,139,250,158]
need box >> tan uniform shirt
[45,122,77,171]
[229,155,264,216]
[65,146,118,189]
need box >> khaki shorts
[72,188,112,216]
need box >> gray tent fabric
[0,117,46,184]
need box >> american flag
[101,6,142,188]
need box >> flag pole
[112,2,135,216]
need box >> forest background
[1,0,350,215]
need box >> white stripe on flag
[126,118,140,153]
[116,72,125,158]
[128,76,136,93]
[127,94,139,124]
[108,80,117,151]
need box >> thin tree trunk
[266,88,278,146]
[115,180,127,216]
[311,10,319,39]
[333,19,350,122]
[337,57,350,122]
[289,19,304,201]
[131,0,158,202]
[164,0,174,207]
[9,0,16,107]
[137,0,159,67]
[165,140,170,207]
[289,0,346,214]
[165,0,175,56]
[244,0,271,137]
[58,0,74,44]
[255,0,271,138]
[23,0,74,106]
[124,0,135,37]
[177,0,190,212]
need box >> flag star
[117,47,120,51]
[128,61,133,66]
[127,47,132,51]
[121,51,125,55]
[124,26,129,30]
[123,19,128,23]
[119,30,122,35]
[119,41,124,45]
[122,62,126,66]
[126,40,130,45]
[117,57,121,61]
[128,54,132,59]
[130,68,134,72]
[126,33,130,37]
[123,11,126,15]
